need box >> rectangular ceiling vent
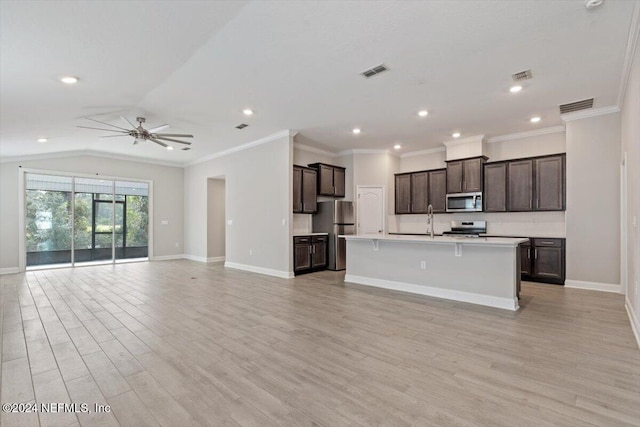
[235,123,248,129]
[559,98,594,115]
[511,69,532,81]
[361,64,389,78]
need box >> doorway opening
[207,177,226,262]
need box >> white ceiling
[1,0,637,164]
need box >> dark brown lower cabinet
[520,238,565,285]
[294,235,328,275]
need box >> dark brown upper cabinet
[503,154,565,212]
[293,166,317,213]
[411,172,429,213]
[308,163,346,197]
[484,162,507,212]
[535,155,565,210]
[446,157,486,194]
[428,169,447,213]
[508,159,534,211]
[395,173,412,214]
[395,169,446,214]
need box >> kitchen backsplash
[293,214,313,234]
[389,211,566,238]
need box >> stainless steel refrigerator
[313,200,355,270]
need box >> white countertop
[342,234,529,247]
[293,232,329,236]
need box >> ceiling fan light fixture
[37,138,48,143]
[242,109,254,116]
[166,146,174,151]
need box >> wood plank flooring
[1,260,639,426]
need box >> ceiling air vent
[511,69,532,81]
[361,64,389,78]
[181,147,191,151]
[235,123,248,129]
[559,98,594,114]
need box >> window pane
[25,189,72,266]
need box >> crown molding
[617,1,640,107]
[560,105,621,122]
[185,129,296,167]
[487,126,565,143]
[442,134,486,147]
[294,143,337,158]
[336,148,393,157]
[0,149,183,167]
[400,146,446,158]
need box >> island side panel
[344,239,519,311]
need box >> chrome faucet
[426,204,434,239]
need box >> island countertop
[342,234,529,247]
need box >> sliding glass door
[25,173,149,269]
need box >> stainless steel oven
[446,192,483,212]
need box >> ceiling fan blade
[181,147,191,151]
[77,126,129,133]
[100,134,130,138]
[84,117,130,131]
[149,138,168,148]
[153,133,194,138]
[153,136,192,145]
[148,124,170,133]
[120,116,137,129]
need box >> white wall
[0,155,184,271]
[184,133,292,276]
[393,131,567,237]
[207,178,226,260]
[566,113,621,287]
[621,35,640,345]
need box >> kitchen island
[342,234,529,311]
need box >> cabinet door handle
[535,198,539,209]
[529,199,532,209]
[308,246,312,254]
[534,249,538,259]
[527,248,531,259]
[539,241,555,245]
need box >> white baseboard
[207,256,225,263]
[151,254,185,261]
[224,262,293,279]
[182,254,208,263]
[344,274,518,311]
[626,298,640,350]
[565,279,622,294]
[0,267,20,275]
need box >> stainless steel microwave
[446,192,483,212]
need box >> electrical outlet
[633,216,637,228]
[227,220,233,226]
[175,242,179,248]
[161,220,169,225]
[420,261,426,269]
[249,249,254,255]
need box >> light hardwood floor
[1,260,639,427]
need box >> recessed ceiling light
[418,110,428,117]
[530,116,541,123]
[37,138,48,143]
[60,76,78,84]
[166,146,174,151]
[394,144,402,150]
[242,109,253,116]
[452,132,461,138]
[510,85,522,93]
[352,128,361,134]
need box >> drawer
[532,238,563,248]
[312,235,327,243]
[294,236,311,244]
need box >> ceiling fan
[78,116,193,150]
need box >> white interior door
[357,186,384,235]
